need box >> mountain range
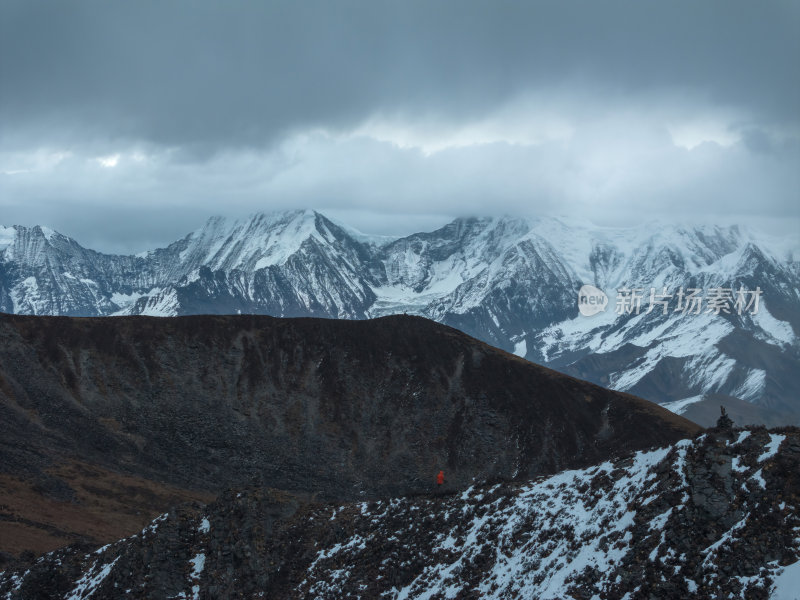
[1,210,798,425]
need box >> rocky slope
[1,211,797,425]
[2,426,797,599]
[0,313,698,558]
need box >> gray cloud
[3,0,798,149]
[0,0,798,252]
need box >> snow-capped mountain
[0,224,153,316]
[126,210,378,318]
[1,210,798,424]
[3,426,798,599]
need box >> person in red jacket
[436,470,444,486]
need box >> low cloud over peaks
[1,0,798,251]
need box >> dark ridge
[0,313,699,555]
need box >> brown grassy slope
[0,463,213,557]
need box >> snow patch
[771,558,800,600]
[135,289,179,317]
[661,395,704,415]
[189,553,205,580]
[730,430,751,445]
[751,469,766,489]
[65,556,119,600]
[39,226,56,242]
[110,291,141,310]
[758,434,786,463]
[733,368,767,402]
[197,518,210,534]
[752,306,796,347]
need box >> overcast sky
[1,0,798,253]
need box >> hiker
[436,470,444,486]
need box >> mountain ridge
[3,425,798,599]
[0,312,698,558]
[1,209,798,424]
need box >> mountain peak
[179,209,335,272]
[199,208,321,237]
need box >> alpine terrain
[1,210,797,425]
[2,423,798,599]
[0,313,698,558]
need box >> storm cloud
[1,0,798,252]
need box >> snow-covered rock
[3,426,797,599]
